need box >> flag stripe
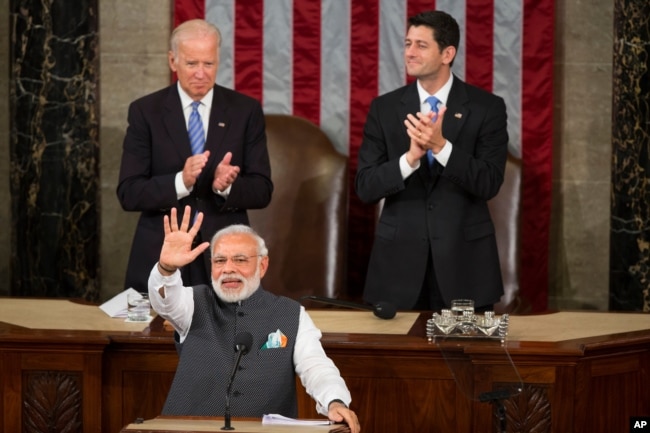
[263,0,292,114]
[174,0,204,27]
[493,1,523,158]
[347,0,381,295]
[321,0,351,152]
[292,1,322,124]
[206,0,234,89]
[234,0,264,101]
[465,0,494,91]
[520,0,554,311]
[378,0,406,95]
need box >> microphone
[300,295,396,320]
[222,331,253,431]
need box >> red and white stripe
[174,0,554,311]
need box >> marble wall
[8,0,100,299]
[0,0,8,296]
[0,0,638,309]
[610,0,650,311]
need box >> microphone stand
[222,349,246,431]
[478,389,511,433]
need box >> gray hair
[170,19,222,60]
[210,224,269,257]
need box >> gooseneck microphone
[300,295,397,320]
[222,331,253,431]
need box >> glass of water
[450,299,474,317]
[127,292,151,322]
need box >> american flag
[174,0,554,312]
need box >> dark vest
[162,286,301,417]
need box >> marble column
[610,0,650,311]
[9,0,100,300]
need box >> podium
[120,416,349,433]
[1,299,650,433]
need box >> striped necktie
[188,101,205,155]
[425,96,440,167]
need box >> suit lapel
[205,85,228,158]
[196,85,230,186]
[162,84,192,161]
[442,75,469,144]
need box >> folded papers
[262,414,330,426]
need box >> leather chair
[248,115,348,301]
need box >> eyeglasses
[212,255,261,268]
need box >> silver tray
[426,312,510,343]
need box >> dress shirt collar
[416,73,454,109]
[176,81,214,112]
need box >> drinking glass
[450,299,475,317]
[127,292,151,322]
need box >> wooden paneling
[1,313,650,433]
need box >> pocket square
[261,329,287,349]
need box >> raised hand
[158,206,210,273]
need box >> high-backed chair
[248,115,348,301]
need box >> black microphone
[300,295,397,320]
[222,331,253,431]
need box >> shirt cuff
[399,153,419,179]
[433,140,453,166]
[175,172,191,199]
[213,184,231,197]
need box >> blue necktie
[425,96,440,167]
[188,101,205,155]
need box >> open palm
[159,206,210,269]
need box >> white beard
[212,266,261,303]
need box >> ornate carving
[23,371,82,433]
[492,383,552,433]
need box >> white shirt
[148,265,352,415]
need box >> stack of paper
[262,414,331,426]
[99,288,142,318]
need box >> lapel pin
[218,122,225,127]
[454,113,462,119]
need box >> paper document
[99,288,141,318]
[262,414,331,426]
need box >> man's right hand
[182,151,211,188]
[158,206,210,273]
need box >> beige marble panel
[549,0,613,311]
[0,0,10,296]
[549,179,610,311]
[99,0,172,301]
[563,0,614,64]
[558,63,612,180]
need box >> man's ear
[259,256,269,279]
[168,51,177,72]
[442,45,456,66]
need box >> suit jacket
[117,83,273,291]
[355,76,508,309]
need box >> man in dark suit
[355,10,508,311]
[117,19,272,292]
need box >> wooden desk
[1,300,649,433]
